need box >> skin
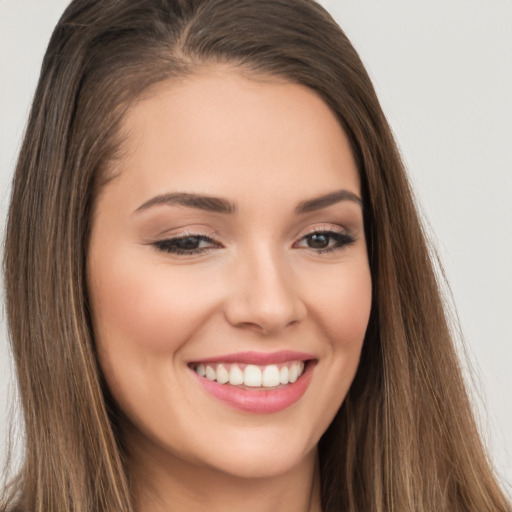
[87,67,372,512]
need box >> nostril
[224,296,306,335]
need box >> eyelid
[170,229,220,240]
[151,229,224,256]
[295,223,349,239]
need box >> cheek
[87,248,221,426]
[293,256,372,440]
[305,258,372,351]
[334,268,372,345]
[88,248,218,357]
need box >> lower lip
[191,362,315,414]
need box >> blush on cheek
[311,265,372,350]
[91,255,222,356]
[338,291,372,345]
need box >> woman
[1,0,510,511]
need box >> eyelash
[153,234,221,256]
[152,228,355,256]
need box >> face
[87,67,372,481]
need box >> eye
[295,229,355,253]
[153,234,221,255]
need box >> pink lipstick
[191,350,314,365]
[188,351,316,414]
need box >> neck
[128,436,322,512]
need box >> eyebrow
[295,189,362,213]
[134,189,362,215]
[134,192,237,214]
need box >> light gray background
[1,0,511,491]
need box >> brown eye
[295,230,355,253]
[306,233,330,249]
[175,236,202,250]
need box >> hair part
[2,1,510,511]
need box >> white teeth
[193,360,307,388]
[196,364,206,377]
[205,365,216,381]
[244,365,262,387]
[216,364,229,384]
[279,366,289,385]
[229,365,244,385]
[289,363,299,383]
[262,365,280,387]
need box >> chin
[185,422,319,480]
[206,444,315,480]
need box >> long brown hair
[2,1,510,510]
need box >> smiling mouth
[188,353,316,413]
[190,361,307,389]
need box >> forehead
[106,67,360,211]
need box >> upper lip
[189,350,315,365]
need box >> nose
[224,247,307,336]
